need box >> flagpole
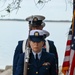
[72,0,75,34]
[73,0,74,19]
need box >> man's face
[29,41,44,53]
[31,26,43,30]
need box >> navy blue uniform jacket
[13,40,58,75]
[15,51,57,75]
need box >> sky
[0,0,73,69]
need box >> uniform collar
[32,50,42,59]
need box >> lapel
[29,52,37,67]
[29,50,49,68]
[38,51,48,67]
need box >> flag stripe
[67,40,72,45]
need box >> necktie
[36,54,39,66]
[36,54,39,60]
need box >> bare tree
[0,0,73,17]
[0,0,51,17]
[0,0,22,17]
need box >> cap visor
[30,36,43,42]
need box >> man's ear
[42,41,44,46]
[41,26,43,30]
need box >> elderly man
[13,15,58,75]
[15,30,57,75]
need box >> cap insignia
[34,32,39,36]
[33,17,38,21]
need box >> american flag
[62,11,75,75]
[62,25,72,75]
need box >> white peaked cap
[30,30,50,38]
[25,15,45,27]
[29,30,45,42]
[42,30,50,37]
[26,15,45,21]
[30,30,44,36]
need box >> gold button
[46,68,48,70]
[36,72,38,74]
[27,68,29,70]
